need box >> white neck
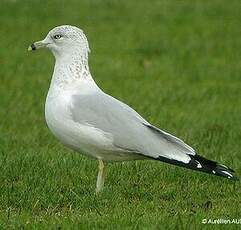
[50,49,95,88]
[46,47,101,99]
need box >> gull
[28,25,238,193]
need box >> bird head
[28,25,90,58]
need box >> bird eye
[53,34,62,39]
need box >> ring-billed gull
[28,25,238,192]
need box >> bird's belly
[45,93,137,161]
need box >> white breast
[45,86,117,159]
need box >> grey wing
[71,92,196,163]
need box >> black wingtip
[214,164,239,181]
[156,154,239,181]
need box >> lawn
[0,0,240,229]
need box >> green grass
[0,0,241,229]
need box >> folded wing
[71,92,195,164]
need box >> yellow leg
[96,159,106,193]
